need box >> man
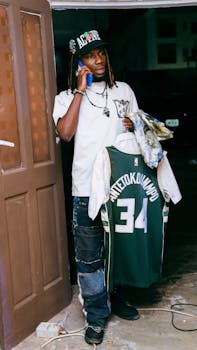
[53,29,140,346]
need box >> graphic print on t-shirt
[113,99,129,118]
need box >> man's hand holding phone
[78,60,93,88]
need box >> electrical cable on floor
[138,305,197,319]
[138,303,197,331]
[34,325,86,350]
[36,330,99,350]
[171,303,197,331]
[40,333,84,348]
[35,304,197,349]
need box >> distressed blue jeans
[73,197,110,328]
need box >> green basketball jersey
[101,146,166,292]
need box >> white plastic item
[36,322,60,338]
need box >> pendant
[103,107,110,117]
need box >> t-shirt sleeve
[117,81,139,114]
[127,84,139,113]
[52,90,73,126]
[131,89,139,112]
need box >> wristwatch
[73,88,85,96]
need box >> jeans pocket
[75,225,104,263]
[73,197,102,227]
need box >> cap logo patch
[69,30,102,55]
[77,31,101,49]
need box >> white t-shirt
[53,81,139,196]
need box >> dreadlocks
[68,48,115,91]
[104,48,115,88]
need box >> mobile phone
[78,60,93,86]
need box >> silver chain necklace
[87,83,107,97]
[85,85,110,117]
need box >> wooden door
[0,1,71,349]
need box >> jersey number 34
[115,198,148,234]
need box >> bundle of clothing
[128,110,173,169]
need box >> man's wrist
[73,88,85,96]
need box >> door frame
[50,0,197,10]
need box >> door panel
[0,5,21,170]
[5,193,33,304]
[37,186,60,284]
[0,1,71,349]
[21,11,50,163]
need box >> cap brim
[79,40,108,55]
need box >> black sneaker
[111,292,140,321]
[85,325,104,345]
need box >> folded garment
[137,110,174,141]
[128,110,173,169]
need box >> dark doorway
[52,7,197,283]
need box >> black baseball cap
[69,29,108,56]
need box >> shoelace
[88,325,103,333]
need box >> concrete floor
[12,243,197,350]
